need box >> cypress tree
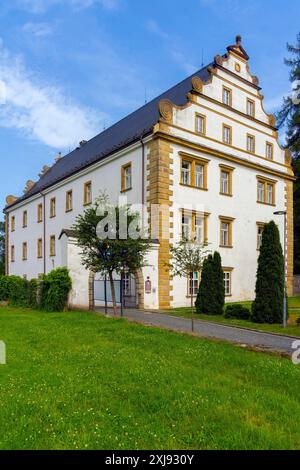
[196,252,224,315]
[251,221,284,324]
[212,251,225,315]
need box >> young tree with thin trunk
[170,239,210,331]
[72,195,151,314]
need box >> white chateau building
[4,37,294,310]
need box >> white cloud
[22,22,53,37]
[0,43,107,149]
[146,19,197,75]
[17,0,120,13]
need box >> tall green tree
[277,33,300,273]
[0,221,5,275]
[251,221,284,324]
[72,195,151,313]
[196,251,224,315]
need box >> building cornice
[154,131,295,182]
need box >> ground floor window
[188,272,199,297]
[223,271,232,296]
[122,272,131,296]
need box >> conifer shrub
[196,252,225,315]
[224,304,250,320]
[251,221,284,324]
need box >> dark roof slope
[6,64,211,210]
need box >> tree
[0,220,5,275]
[196,251,224,315]
[72,195,151,313]
[169,239,210,331]
[251,221,284,324]
[277,33,300,273]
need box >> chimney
[80,140,87,147]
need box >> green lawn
[165,296,300,338]
[1,307,300,450]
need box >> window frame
[256,176,276,206]
[11,245,15,262]
[37,203,43,223]
[11,215,15,232]
[84,181,92,206]
[22,210,27,228]
[247,133,256,154]
[22,242,27,261]
[219,164,234,196]
[222,124,232,145]
[195,113,206,135]
[219,216,235,248]
[246,98,255,117]
[223,268,233,297]
[266,142,274,160]
[50,235,56,257]
[256,222,265,251]
[121,162,132,192]
[187,271,200,297]
[65,190,73,213]
[222,86,232,107]
[50,197,56,218]
[37,238,43,259]
[180,153,209,190]
[181,209,209,244]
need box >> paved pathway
[97,307,298,356]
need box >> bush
[28,279,39,309]
[224,304,250,320]
[8,276,30,307]
[196,252,224,315]
[251,221,284,324]
[40,267,72,312]
[0,275,9,301]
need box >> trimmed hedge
[0,268,71,312]
[224,304,250,320]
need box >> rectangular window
[11,216,15,232]
[11,245,15,262]
[66,190,73,212]
[247,134,255,153]
[181,160,191,186]
[121,163,132,191]
[84,181,92,205]
[223,271,232,296]
[188,272,199,297]
[50,235,56,257]
[257,223,265,250]
[23,211,27,228]
[182,214,192,240]
[50,198,56,218]
[122,273,131,296]
[181,211,209,243]
[257,177,276,205]
[37,238,43,259]
[223,125,232,144]
[247,98,255,117]
[37,203,43,223]
[219,216,234,247]
[219,164,234,196]
[180,153,209,190]
[22,242,27,261]
[195,113,206,135]
[266,142,273,160]
[195,164,204,188]
[223,86,232,106]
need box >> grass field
[1,306,300,450]
[165,296,300,338]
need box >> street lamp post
[274,211,287,328]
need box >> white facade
[4,38,294,310]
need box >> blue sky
[0,0,299,215]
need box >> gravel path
[98,308,298,356]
